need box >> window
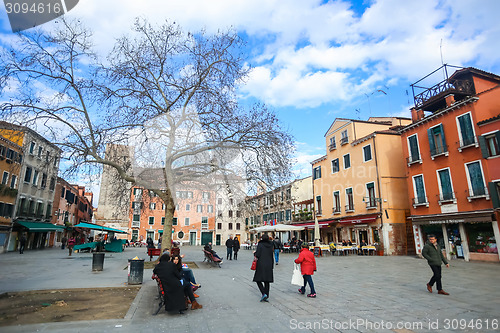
[29,142,35,155]
[148,216,154,225]
[217,223,222,230]
[228,210,233,218]
[175,204,179,211]
[340,130,348,145]
[41,173,47,188]
[187,191,193,198]
[407,134,421,164]
[37,146,43,158]
[49,177,55,191]
[185,204,190,211]
[53,157,58,167]
[343,154,351,169]
[218,210,222,217]
[197,204,203,213]
[363,145,372,162]
[10,175,17,189]
[345,188,354,211]
[465,161,487,198]
[366,183,376,208]
[428,124,447,157]
[329,136,336,150]
[202,216,208,229]
[184,217,190,226]
[133,188,142,196]
[45,151,50,163]
[479,132,500,158]
[316,195,322,215]
[313,166,321,180]
[132,215,140,227]
[236,223,241,230]
[333,191,341,213]
[202,192,210,200]
[285,209,291,221]
[437,168,454,202]
[229,198,234,206]
[229,223,233,230]
[207,205,213,213]
[150,203,156,210]
[236,210,241,218]
[24,166,32,183]
[218,198,222,205]
[32,170,39,186]
[131,230,139,242]
[412,175,428,205]
[1,172,8,185]
[286,188,291,200]
[456,112,476,148]
[331,158,339,173]
[172,217,177,226]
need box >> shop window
[466,223,497,254]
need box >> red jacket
[294,248,317,275]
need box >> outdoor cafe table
[308,245,331,256]
[361,245,376,255]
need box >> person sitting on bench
[204,242,222,261]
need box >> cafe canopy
[73,222,128,234]
[250,224,305,233]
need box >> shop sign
[429,219,465,224]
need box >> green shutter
[439,124,447,152]
[478,135,489,158]
[489,182,500,208]
[427,128,436,155]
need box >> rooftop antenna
[440,39,446,80]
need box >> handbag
[250,257,258,270]
[291,263,303,286]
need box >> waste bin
[128,257,145,285]
[92,252,105,271]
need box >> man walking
[225,235,234,260]
[272,236,283,265]
[18,234,26,254]
[422,234,450,295]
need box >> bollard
[128,257,145,285]
[92,252,105,271]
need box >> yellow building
[312,117,412,255]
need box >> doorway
[189,231,197,246]
[201,232,213,246]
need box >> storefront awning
[339,214,379,225]
[292,221,332,229]
[15,221,66,232]
[73,222,128,234]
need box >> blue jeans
[274,249,280,263]
[182,267,196,284]
[226,247,233,260]
[300,275,316,294]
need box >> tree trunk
[161,189,175,253]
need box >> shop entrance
[446,224,464,259]
[421,224,445,250]
[358,230,368,243]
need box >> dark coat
[225,238,234,248]
[422,241,448,266]
[153,261,186,312]
[233,239,240,251]
[295,248,317,275]
[253,239,274,282]
[273,238,283,250]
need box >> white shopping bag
[291,263,303,286]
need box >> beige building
[312,117,413,255]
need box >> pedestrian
[18,233,26,254]
[158,236,162,249]
[61,235,67,250]
[422,234,450,295]
[253,233,274,302]
[272,236,283,265]
[225,235,234,260]
[233,236,240,260]
[295,243,317,298]
[68,236,76,256]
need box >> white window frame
[332,190,341,214]
[185,204,190,211]
[343,153,351,170]
[407,134,422,165]
[29,142,35,155]
[329,136,336,150]
[365,182,377,209]
[412,174,429,207]
[428,122,448,159]
[331,158,339,173]
[436,167,456,204]
[345,187,354,212]
[456,111,478,151]
[184,217,190,226]
[32,169,39,186]
[464,160,489,201]
[1,171,9,185]
[148,216,155,225]
[362,144,372,162]
[10,174,17,189]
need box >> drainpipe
[372,135,386,254]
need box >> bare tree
[0,18,294,251]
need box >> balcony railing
[332,207,341,214]
[437,192,456,205]
[329,143,336,151]
[315,210,322,216]
[430,145,448,159]
[131,221,140,228]
[406,154,422,165]
[412,196,429,207]
[457,136,478,151]
[364,197,378,209]
[466,187,489,202]
[340,137,349,145]
[345,203,354,212]
[413,77,474,110]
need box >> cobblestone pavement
[0,245,499,332]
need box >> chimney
[411,107,425,123]
[445,94,455,107]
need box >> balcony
[345,204,354,212]
[412,196,429,208]
[340,137,349,145]
[332,207,341,215]
[329,143,337,151]
[457,136,478,152]
[466,187,489,202]
[315,210,322,216]
[430,145,448,159]
[131,221,140,228]
[437,192,456,205]
[406,154,422,166]
[363,197,378,209]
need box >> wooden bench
[147,248,162,261]
[152,274,166,315]
[202,250,222,268]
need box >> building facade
[311,117,412,255]
[401,66,500,262]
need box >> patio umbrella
[314,216,320,246]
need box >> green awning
[73,222,128,234]
[158,229,163,233]
[16,221,66,232]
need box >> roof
[351,129,401,146]
[450,67,500,83]
[0,121,62,152]
[323,118,395,137]
[477,113,500,126]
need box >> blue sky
[1,0,500,181]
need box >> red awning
[292,221,332,228]
[339,214,379,225]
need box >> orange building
[128,186,216,246]
[401,66,500,262]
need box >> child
[294,244,317,298]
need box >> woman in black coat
[253,233,274,302]
[153,254,188,313]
